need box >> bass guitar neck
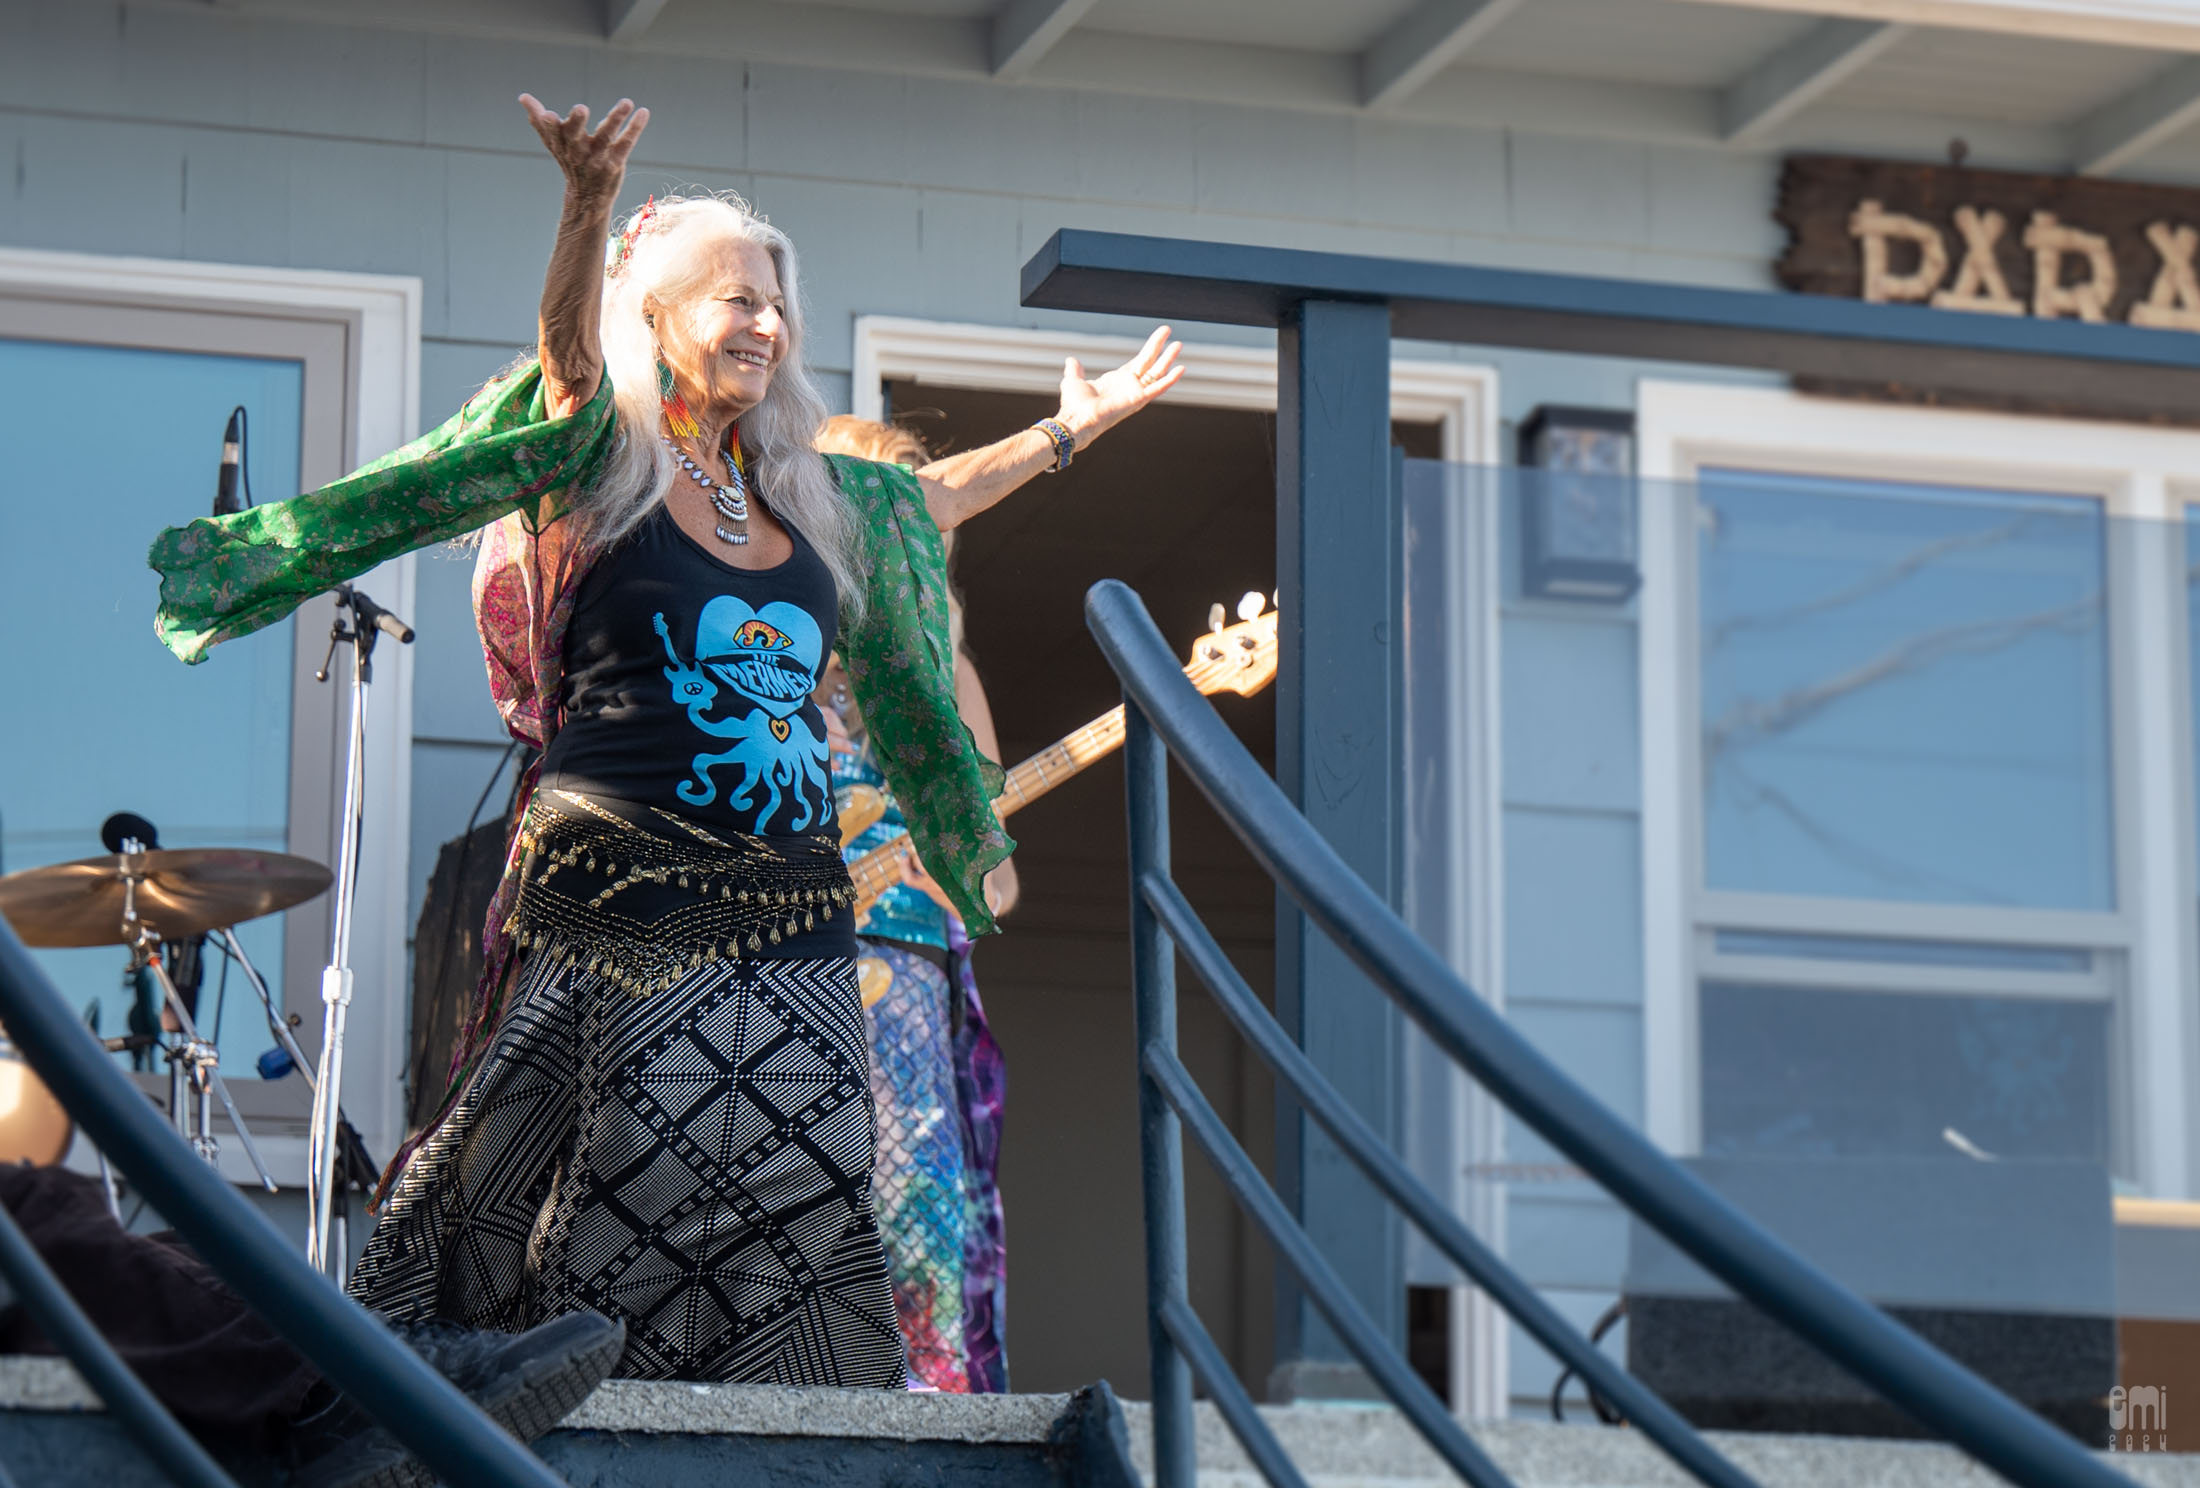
[842,593,1279,926]
[843,704,1126,919]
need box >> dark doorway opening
[886,377,1438,1399]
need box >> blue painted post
[1273,297,1404,1395]
[1126,699,1195,1486]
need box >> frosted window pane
[1698,468,2112,910]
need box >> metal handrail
[1089,576,2133,1488]
[0,915,568,1488]
[1142,872,1754,1488]
[1155,1292,1308,1488]
[1144,1040,1512,1487]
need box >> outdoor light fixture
[1518,405,1640,603]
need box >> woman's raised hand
[522,95,647,418]
[519,94,649,203]
[909,324,1190,530]
[1056,325,1186,446]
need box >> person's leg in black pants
[0,1163,625,1487]
[0,1163,317,1447]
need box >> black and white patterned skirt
[349,951,907,1387]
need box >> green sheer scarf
[148,365,1010,933]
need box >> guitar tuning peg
[1237,591,1264,622]
[1208,603,1225,633]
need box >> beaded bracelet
[1033,417,1076,473]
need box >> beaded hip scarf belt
[506,789,855,996]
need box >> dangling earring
[657,349,699,441]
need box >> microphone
[213,406,250,516]
[342,584,415,645]
[101,812,161,854]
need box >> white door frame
[1638,379,2200,1201]
[855,314,1510,1416]
[854,315,1496,461]
[0,246,422,1179]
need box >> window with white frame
[1639,382,2200,1201]
[0,249,421,1182]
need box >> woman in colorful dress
[148,93,1181,1386]
[814,416,1016,1392]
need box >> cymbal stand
[113,845,277,1194]
[307,584,412,1276]
[92,1037,156,1220]
[216,929,315,1096]
[146,944,278,1193]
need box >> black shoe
[288,1310,626,1488]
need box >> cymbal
[0,849,332,948]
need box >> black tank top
[540,505,853,956]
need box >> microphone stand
[307,583,412,1277]
[208,409,389,1260]
[218,927,380,1192]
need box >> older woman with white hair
[149,94,1181,1387]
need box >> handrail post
[1127,698,1195,1488]
[1274,296,1403,1387]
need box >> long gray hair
[581,193,864,621]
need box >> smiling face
[649,235,786,430]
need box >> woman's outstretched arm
[915,324,1185,531]
[518,94,649,420]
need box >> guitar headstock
[1183,591,1279,699]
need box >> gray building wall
[2,0,1793,1409]
[1499,498,1648,1407]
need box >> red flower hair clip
[605,196,660,278]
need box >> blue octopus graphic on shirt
[652,596,832,832]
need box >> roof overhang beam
[1358,0,1529,111]
[992,0,1104,80]
[2073,56,2200,175]
[1684,0,2200,53]
[604,0,671,42]
[1720,18,1911,142]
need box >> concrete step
[544,1375,1132,1485]
[0,1357,1135,1486]
[1115,1397,2200,1488]
[5,1356,2197,1486]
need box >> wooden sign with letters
[1776,154,2200,418]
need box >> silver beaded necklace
[665,436,750,547]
